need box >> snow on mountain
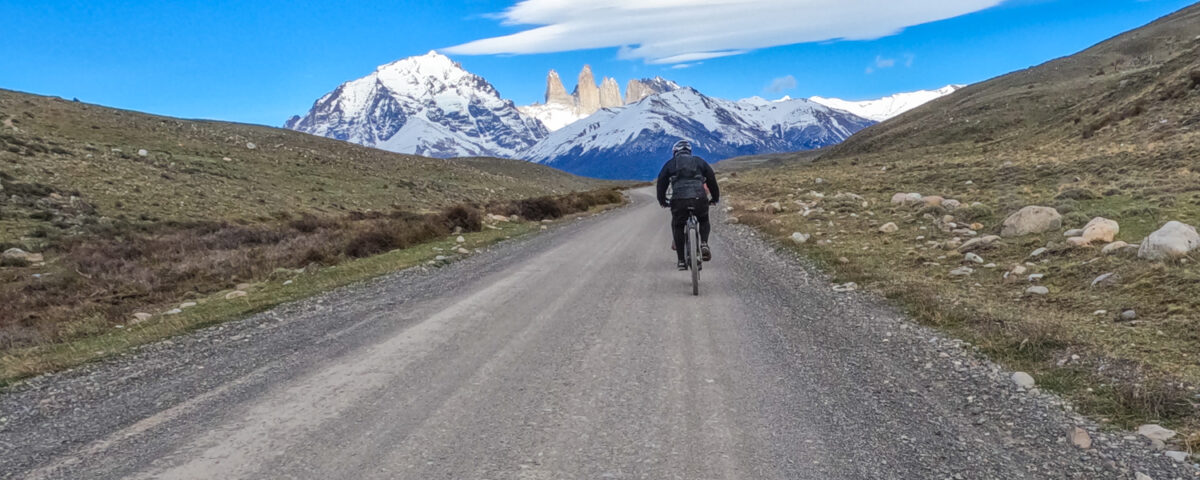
[809,85,964,122]
[285,51,546,158]
[522,88,875,180]
[517,103,586,132]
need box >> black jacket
[656,153,719,206]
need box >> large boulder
[1138,221,1200,260]
[1082,217,1119,244]
[1001,206,1062,237]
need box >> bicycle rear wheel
[688,221,701,296]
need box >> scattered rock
[879,222,899,234]
[1069,427,1092,449]
[838,257,850,264]
[179,302,197,309]
[1138,221,1200,260]
[1026,286,1049,296]
[791,232,810,244]
[923,195,944,207]
[832,282,858,292]
[942,199,962,210]
[1120,309,1138,322]
[225,290,248,300]
[1138,424,1176,442]
[1063,229,1084,237]
[950,266,974,277]
[1028,247,1048,258]
[131,312,153,324]
[1101,241,1130,255]
[165,308,183,315]
[726,216,739,224]
[1091,272,1120,289]
[764,201,783,214]
[969,222,984,231]
[964,253,984,264]
[246,142,257,150]
[1082,217,1119,243]
[137,149,149,157]
[435,255,448,261]
[456,247,470,254]
[2,248,33,261]
[235,283,251,290]
[891,192,923,206]
[282,280,293,286]
[1165,451,1189,463]
[1012,371,1035,388]
[456,235,466,243]
[958,235,1001,253]
[1001,206,1062,237]
[1135,473,1153,480]
[1065,236,1091,247]
[1028,273,1045,283]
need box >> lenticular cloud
[445,0,1001,64]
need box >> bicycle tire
[689,219,700,296]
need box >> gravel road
[1,188,1195,479]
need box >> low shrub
[0,188,625,350]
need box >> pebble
[949,266,974,276]
[1026,286,1049,296]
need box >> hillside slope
[828,5,1200,157]
[722,4,1200,434]
[0,88,602,244]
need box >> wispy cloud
[766,75,798,93]
[866,54,912,74]
[445,0,1002,64]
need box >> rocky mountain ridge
[519,67,680,132]
[285,51,545,158]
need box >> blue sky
[0,0,1193,126]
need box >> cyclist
[656,140,720,270]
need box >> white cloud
[766,75,797,93]
[445,0,1001,64]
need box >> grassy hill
[724,4,1200,435]
[0,88,603,245]
[0,89,623,381]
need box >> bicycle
[684,206,702,296]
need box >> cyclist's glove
[659,201,669,208]
[709,198,719,205]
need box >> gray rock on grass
[1001,206,1062,237]
[1138,221,1200,260]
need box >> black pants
[670,198,710,263]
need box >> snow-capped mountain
[285,51,546,158]
[809,85,963,122]
[522,87,874,180]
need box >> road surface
[1,188,1191,479]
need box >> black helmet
[672,140,692,156]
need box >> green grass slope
[0,88,603,245]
